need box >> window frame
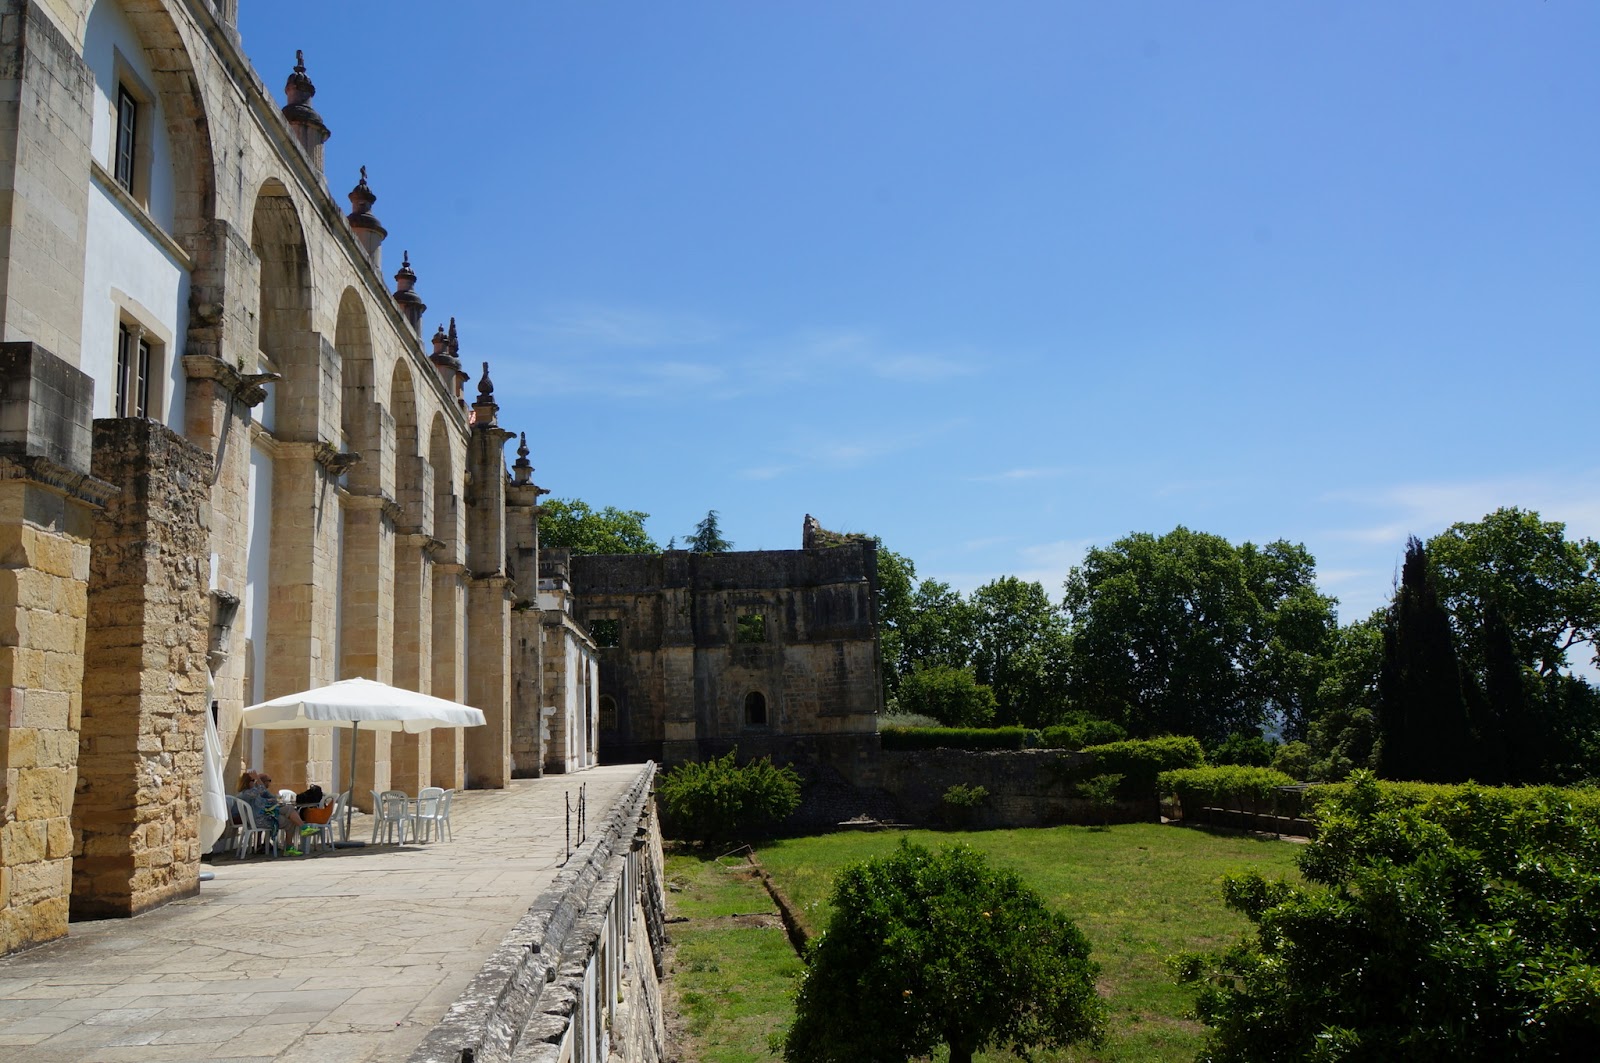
[114,83,138,193]
[114,319,158,419]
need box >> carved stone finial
[512,432,533,484]
[346,167,386,262]
[431,323,449,357]
[392,252,425,334]
[282,49,330,166]
[448,317,460,358]
[477,361,494,402]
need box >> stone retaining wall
[876,748,1154,828]
[409,762,665,1063]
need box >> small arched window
[744,691,767,727]
[599,695,617,730]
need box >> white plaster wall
[244,442,273,709]
[83,0,177,229]
[79,1,188,426]
[80,190,189,425]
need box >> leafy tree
[685,509,733,553]
[1377,537,1475,783]
[1306,613,1384,781]
[1064,527,1336,745]
[1211,732,1277,767]
[538,497,658,554]
[896,664,998,727]
[904,577,978,673]
[874,545,917,696]
[1176,771,1600,1061]
[656,749,800,844]
[1428,507,1600,678]
[783,841,1104,1063]
[968,576,1071,727]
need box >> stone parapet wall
[876,748,1153,828]
[409,762,665,1063]
[72,417,212,919]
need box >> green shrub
[1076,773,1124,828]
[1176,771,1600,1060]
[896,664,1000,726]
[880,726,1038,751]
[1209,731,1277,767]
[1158,766,1297,813]
[941,783,990,828]
[783,841,1105,1063]
[657,749,801,844]
[1081,736,1205,799]
[1038,717,1128,750]
[1302,776,1600,821]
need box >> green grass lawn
[750,823,1300,1063]
[665,853,805,1063]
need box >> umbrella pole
[344,720,360,840]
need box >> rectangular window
[116,323,153,418]
[736,613,766,644]
[589,618,620,648]
[115,85,138,193]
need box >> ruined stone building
[568,517,882,774]
[0,0,595,956]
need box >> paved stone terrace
[0,764,652,1063]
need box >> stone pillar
[344,167,387,269]
[390,532,435,794]
[463,361,512,788]
[392,254,426,337]
[430,562,466,788]
[507,433,545,778]
[73,419,211,919]
[0,344,111,954]
[339,493,396,803]
[262,441,344,790]
[0,8,93,362]
[182,355,275,785]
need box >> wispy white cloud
[1323,473,1600,548]
[968,467,1068,483]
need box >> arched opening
[250,181,315,440]
[744,691,768,727]
[336,288,378,493]
[428,413,460,565]
[390,362,422,527]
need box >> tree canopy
[1177,772,1600,1061]
[968,577,1071,727]
[783,841,1104,1063]
[1063,527,1336,745]
[685,509,733,553]
[537,498,658,555]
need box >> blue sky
[240,2,1599,626]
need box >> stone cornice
[183,355,281,408]
[398,532,446,557]
[432,562,468,577]
[344,491,404,524]
[0,454,118,508]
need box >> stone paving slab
[0,764,651,1063]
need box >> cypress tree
[1377,537,1473,782]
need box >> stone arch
[428,412,460,564]
[250,180,316,440]
[390,361,423,528]
[336,287,380,494]
[744,690,768,727]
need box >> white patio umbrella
[240,677,487,839]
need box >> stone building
[0,0,592,955]
[568,517,882,773]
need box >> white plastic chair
[423,789,454,842]
[372,790,412,844]
[227,795,274,859]
[410,787,446,842]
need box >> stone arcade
[0,0,599,957]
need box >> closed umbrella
[240,677,487,839]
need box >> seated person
[237,771,315,853]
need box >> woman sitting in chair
[238,771,315,855]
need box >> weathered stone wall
[571,537,881,771]
[408,762,665,1063]
[0,343,109,954]
[876,748,1154,828]
[73,417,211,918]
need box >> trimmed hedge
[1303,778,1600,821]
[1038,718,1128,750]
[1159,766,1298,810]
[1081,736,1205,799]
[879,726,1037,751]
